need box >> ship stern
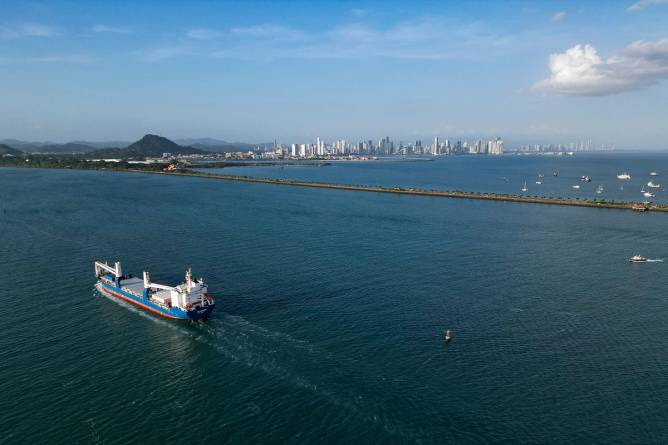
[187,303,215,321]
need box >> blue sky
[1,0,668,148]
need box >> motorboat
[572,185,580,189]
[629,255,648,263]
[647,181,661,188]
[650,172,659,176]
[641,186,654,198]
[617,173,631,180]
[580,175,591,182]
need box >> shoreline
[144,169,667,213]
[2,165,666,212]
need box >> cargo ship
[95,261,215,321]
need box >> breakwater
[141,170,668,213]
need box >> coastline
[128,168,668,213]
[2,165,665,212]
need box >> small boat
[538,174,544,178]
[629,255,648,263]
[535,181,542,185]
[521,181,527,192]
[632,203,648,211]
[620,185,624,191]
[641,186,654,198]
[580,175,591,182]
[572,185,580,189]
[553,171,559,177]
[617,172,631,180]
[596,185,604,194]
[650,172,659,176]
[444,330,452,342]
[647,181,661,188]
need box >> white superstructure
[143,268,211,310]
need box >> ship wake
[95,287,421,442]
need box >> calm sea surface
[1,155,668,444]
[205,152,668,204]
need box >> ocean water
[205,152,668,204]
[1,164,667,444]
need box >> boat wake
[646,259,664,262]
[94,288,418,441]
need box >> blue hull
[97,281,215,321]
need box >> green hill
[87,134,208,159]
[0,144,23,157]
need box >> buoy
[444,330,452,343]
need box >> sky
[1,0,668,149]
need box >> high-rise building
[489,137,504,155]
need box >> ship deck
[120,277,145,296]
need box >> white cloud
[533,39,668,96]
[92,24,131,34]
[149,17,516,62]
[550,11,567,22]
[229,24,308,41]
[327,24,378,42]
[28,54,94,63]
[627,0,668,12]
[0,23,58,39]
[315,18,512,60]
[0,54,93,64]
[144,46,190,62]
[186,28,223,40]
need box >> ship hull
[96,281,214,321]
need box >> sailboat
[642,185,655,198]
[521,181,528,192]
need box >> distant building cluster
[262,136,505,159]
[515,140,614,153]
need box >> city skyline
[1,1,668,148]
